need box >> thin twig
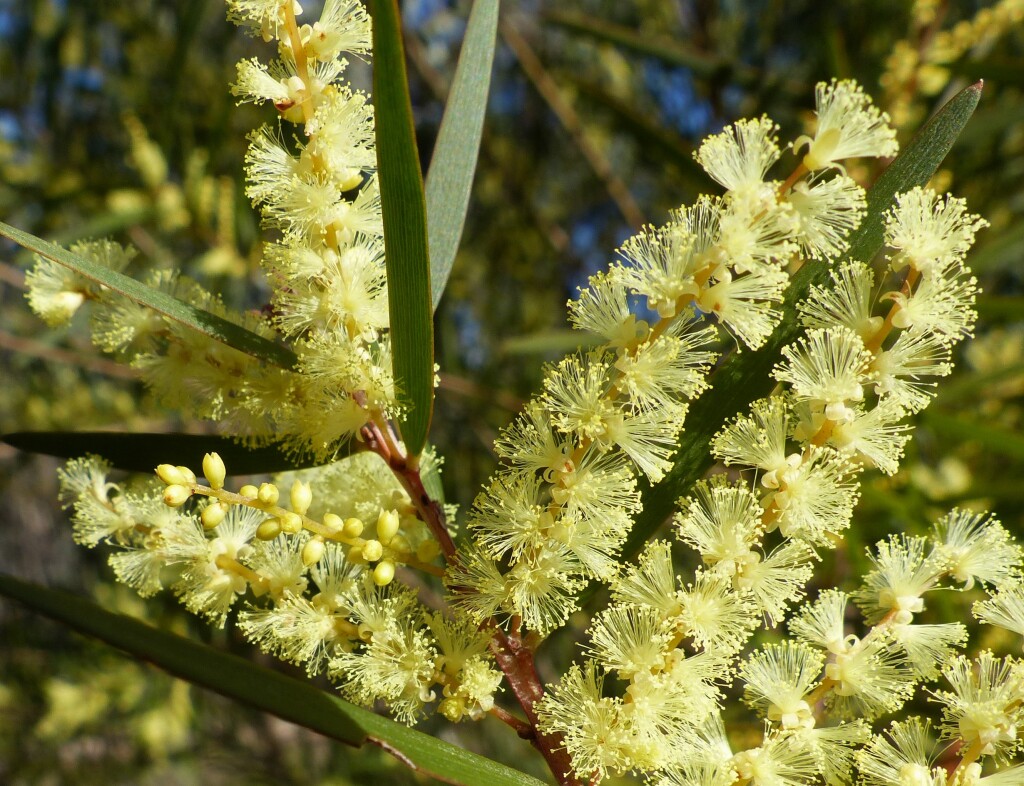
[0,330,138,379]
[438,372,524,412]
[0,260,26,289]
[500,17,646,232]
[489,705,534,738]
[368,413,579,785]
[489,626,582,786]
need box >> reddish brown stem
[357,417,454,559]
[489,705,534,739]
[490,628,582,786]
[368,421,577,784]
[390,456,457,561]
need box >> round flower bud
[291,480,313,515]
[256,518,282,540]
[201,501,227,530]
[281,512,303,534]
[239,484,259,499]
[388,534,411,557]
[202,452,226,490]
[438,696,465,723]
[376,509,401,544]
[257,483,280,506]
[156,464,188,486]
[302,537,326,566]
[361,539,384,562]
[372,559,395,587]
[322,512,343,534]
[175,466,197,484]
[163,484,192,507]
[347,544,366,564]
[343,517,364,538]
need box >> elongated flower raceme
[450,80,883,640]
[530,85,1022,784]
[25,0,393,460]
[41,0,503,729]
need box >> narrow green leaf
[923,411,1024,462]
[9,208,155,265]
[501,329,602,356]
[975,295,1024,320]
[615,82,983,567]
[422,455,447,507]
[936,363,1024,404]
[0,220,298,370]
[425,0,499,311]
[0,574,547,786]
[1,431,348,474]
[371,0,435,456]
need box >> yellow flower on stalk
[795,79,899,172]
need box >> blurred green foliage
[1,0,1022,783]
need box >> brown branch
[0,330,138,379]
[367,417,579,785]
[489,627,582,786]
[370,422,457,561]
[499,17,646,232]
[489,704,534,738]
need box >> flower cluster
[24,0,396,460]
[531,85,1002,782]
[539,508,1024,784]
[449,80,893,636]
[58,449,501,724]
[881,0,1024,127]
[32,0,499,731]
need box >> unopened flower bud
[347,544,366,564]
[372,559,395,587]
[343,517,364,538]
[156,464,188,486]
[258,482,280,505]
[202,452,226,490]
[376,509,401,544]
[361,539,383,562]
[302,536,326,566]
[438,696,465,723]
[175,466,197,484]
[389,534,411,557]
[322,512,343,534]
[201,501,227,529]
[281,512,303,534]
[163,484,191,507]
[256,518,281,540]
[239,484,258,499]
[291,480,312,515]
